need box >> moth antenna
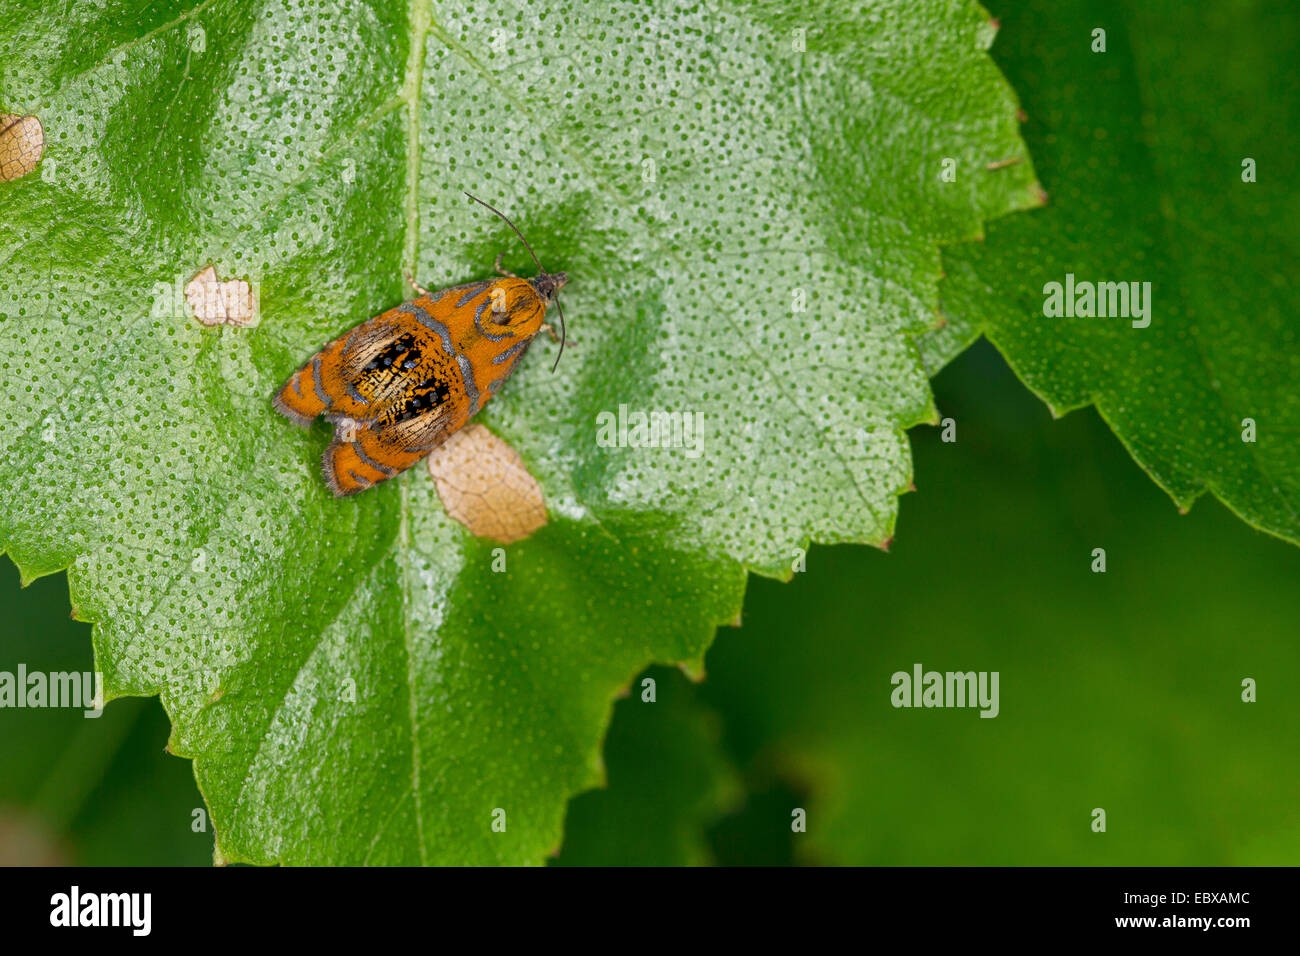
[551,296,566,373]
[464,191,567,373]
[464,192,545,274]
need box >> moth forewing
[274,276,559,496]
[274,193,568,498]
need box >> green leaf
[0,0,1037,864]
[931,0,1300,544]
[0,564,210,866]
[554,666,741,866]
[697,345,1300,864]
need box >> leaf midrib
[400,0,433,866]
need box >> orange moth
[274,194,567,496]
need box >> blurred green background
[3,340,1296,865]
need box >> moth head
[490,278,548,332]
[529,271,568,304]
[461,193,568,372]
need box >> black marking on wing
[390,375,453,424]
[362,333,422,374]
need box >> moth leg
[538,323,573,346]
[494,254,518,278]
[405,271,432,298]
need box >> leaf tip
[678,659,707,683]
